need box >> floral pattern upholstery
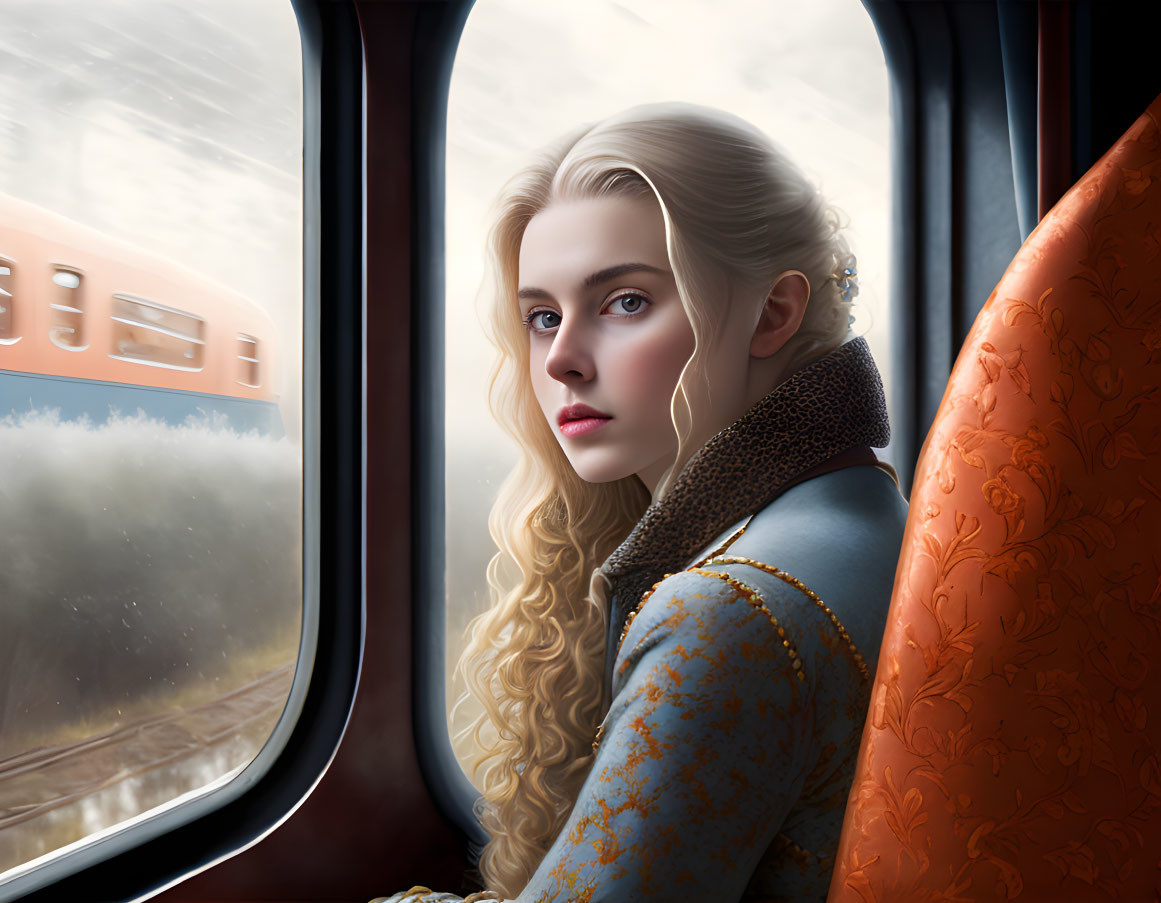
[829,94,1161,901]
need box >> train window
[110,294,206,370]
[0,258,14,342]
[0,0,305,895]
[49,266,85,350]
[236,334,260,388]
[442,0,890,782]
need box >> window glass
[111,294,206,370]
[444,0,890,782]
[49,267,85,350]
[237,334,261,388]
[0,0,303,881]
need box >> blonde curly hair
[452,101,852,897]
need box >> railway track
[0,663,294,869]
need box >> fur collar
[602,336,890,682]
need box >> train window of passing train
[111,294,206,371]
[442,0,890,781]
[49,266,85,350]
[0,0,304,892]
[0,258,14,342]
[236,333,261,388]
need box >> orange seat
[829,93,1161,901]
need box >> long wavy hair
[453,102,854,896]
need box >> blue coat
[515,463,907,901]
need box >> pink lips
[557,403,612,438]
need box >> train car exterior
[0,193,282,437]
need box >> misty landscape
[0,409,301,750]
[0,410,301,871]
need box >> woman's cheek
[615,325,694,407]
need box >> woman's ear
[750,270,810,359]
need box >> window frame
[414,0,1043,841]
[0,1,360,899]
[414,0,906,852]
[859,0,1161,494]
[109,294,206,370]
[408,0,490,853]
[859,0,1028,494]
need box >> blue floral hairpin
[834,254,859,304]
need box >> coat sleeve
[515,568,819,903]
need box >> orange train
[0,193,282,436]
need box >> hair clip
[834,254,859,303]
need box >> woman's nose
[543,318,595,383]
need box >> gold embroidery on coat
[613,564,808,681]
[704,555,870,684]
[775,832,817,860]
[616,572,677,652]
[591,723,604,754]
[689,567,806,680]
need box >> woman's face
[517,195,695,494]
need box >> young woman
[382,102,907,902]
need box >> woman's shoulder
[724,463,908,673]
[610,559,844,695]
[612,465,906,692]
[617,564,823,648]
[734,464,907,565]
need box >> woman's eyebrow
[517,262,671,301]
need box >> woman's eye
[605,293,649,316]
[525,309,561,331]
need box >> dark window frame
[409,0,489,853]
[407,0,919,851]
[410,0,910,852]
[862,0,1025,495]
